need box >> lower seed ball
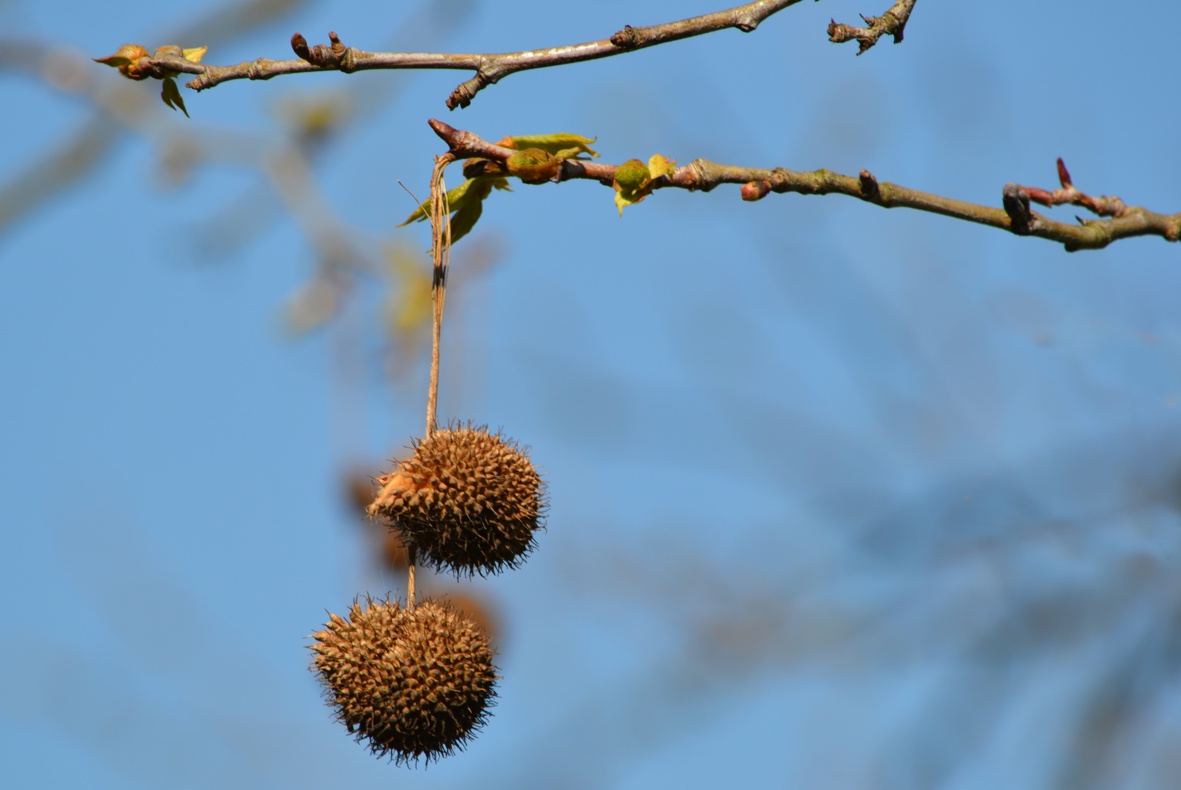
[368,425,546,576]
[310,597,497,765]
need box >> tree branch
[828,0,917,54]
[138,0,822,109]
[427,119,1181,252]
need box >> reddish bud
[741,180,772,201]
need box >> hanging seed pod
[368,424,546,576]
[310,597,496,765]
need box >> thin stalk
[406,154,455,611]
[406,543,417,609]
[425,153,454,437]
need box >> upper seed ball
[368,425,546,576]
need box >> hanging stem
[404,153,455,612]
[406,543,417,609]
[425,153,454,438]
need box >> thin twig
[829,0,918,54]
[133,0,822,109]
[1015,158,1127,218]
[427,119,1181,252]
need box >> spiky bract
[368,425,545,576]
[310,597,497,765]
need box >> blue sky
[3,1,1181,788]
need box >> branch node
[291,31,349,68]
[447,72,489,110]
[610,25,641,49]
[735,15,759,33]
[859,169,881,201]
[1002,182,1035,235]
[741,180,772,201]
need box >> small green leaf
[614,159,650,192]
[160,77,189,117]
[398,176,510,245]
[448,196,485,245]
[498,133,599,159]
[93,44,151,80]
[95,55,134,68]
[505,148,560,184]
[612,155,676,216]
[647,154,677,179]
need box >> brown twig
[428,119,1181,252]
[1015,158,1128,218]
[140,1,825,109]
[828,0,917,54]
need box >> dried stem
[135,0,834,109]
[401,155,455,610]
[428,119,1181,252]
[426,153,454,437]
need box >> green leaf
[398,176,510,244]
[160,77,189,117]
[95,55,134,68]
[647,153,677,179]
[498,133,599,159]
[611,155,676,216]
[93,44,151,80]
[449,195,485,245]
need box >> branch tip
[1056,158,1073,188]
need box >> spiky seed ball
[368,425,545,576]
[310,597,497,765]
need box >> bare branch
[428,120,1181,252]
[141,1,813,109]
[829,0,917,54]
